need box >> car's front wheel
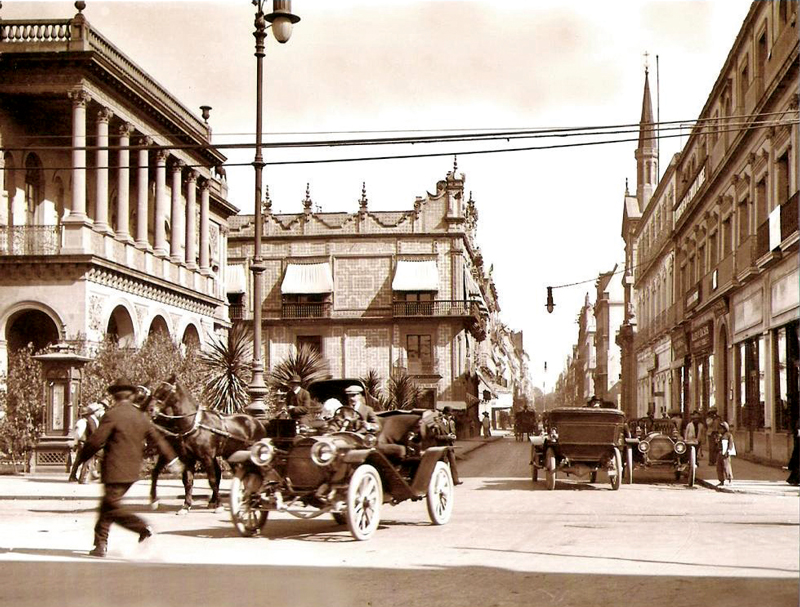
[609,447,622,491]
[229,467,268,537]
[426,461,454,525]
[346,464,383,541]
[624,447,634,484]
[530,445,539,483]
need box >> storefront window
[739,335,765,429]
[774,322,799,431]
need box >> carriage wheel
[609,447,622,491]
[623,447,634,484]
[530,445,539,483]
[229,468,268,537]
[426,461,454,525]
[545,447,557,491]
[346,464,383,541]
[687,446,697,487]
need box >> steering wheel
[331,405,363,432]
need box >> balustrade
[0,225,62,255]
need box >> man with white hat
[68,401,105,484]
[344,384,380,432]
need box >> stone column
[199,179,210,274]
[153,150,168,257]
[93,107,113,233]
[135,137,151,249]
[114,123,134,242]
[170,160,185,263]
[185,170,198,269]
[67,90,90,222]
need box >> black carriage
[624,417,698,486]
[513,409,538,442]
[228,379,459,541]
[529,406,627,490]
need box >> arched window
[24,153,43,226]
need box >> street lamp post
[247,0,300,418]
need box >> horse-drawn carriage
[514,409,538,442]
[227,379,459,541]
[529,406,627,490]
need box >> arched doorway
[181,324,201,354]
[148,315,170,340]
[106,305,136,348]
[6,309,60,356]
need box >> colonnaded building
[226,165,533,429]
[0,6,236,461]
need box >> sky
[4,0,754,392]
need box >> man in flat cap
[77,377,182,557]
[345,384,380,432]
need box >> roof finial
[263,185,272,214]
[453,155,458,174]
[303,183,312,213]
[358,181,368,212]
[625,177,629,195]
[643,50,650,75]
[75,1,86,14]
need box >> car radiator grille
[648,437,674,460]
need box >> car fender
[410,447,451,496]
[228,450,251,464]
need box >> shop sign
[686,284,701,310]
[691,321,713,355]
[675,165,706,223]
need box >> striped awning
[392,260,439,291]
[281,262,334,294]
[225,265,247,294]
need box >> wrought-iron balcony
[393,300,486,340]
[282,302,332,319]
[0,225,62,255]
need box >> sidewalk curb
[696,477,799,496]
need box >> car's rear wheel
[426,461,454,525]
[624,447,634,484]
[530,445,539,483]
[687,446,697,487]
[346,464,383,541]
[229,467,268,537]
[545,447,557,490]
[609,447,622,490]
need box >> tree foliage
[0,344,44,472]
[360,369,389,412]
[385,369,421,411]
[267,344,329,414]
[200,324,253,415]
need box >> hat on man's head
[720,421,730,431]
[344,385,363,395]
[483,412,489,416]
[107,377,137,395]
[288,374,302,384]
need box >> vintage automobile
[513,409,538,442]
[228,379,458,541]
[624,417,698,486]
[529,406,627,490]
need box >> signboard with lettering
[691,321,713,355]
[686,284,701,310]
[674,165,706,223]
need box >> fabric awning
[225,264,247,294]
[281,262,334,294]
[392,260,439,291]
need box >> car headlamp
[638,441,650,453]
[310,438,338,466]
[674,441,687,454]
[249,439,275,466]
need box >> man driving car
[344,385,380,433]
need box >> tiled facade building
[623,1,799,464]
[0,7,236,462]
[226,164,532,423]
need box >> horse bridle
[146,381,204,439]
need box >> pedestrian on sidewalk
[76,377,182,558]
[706,407,721,465]
[481,412,492,439]
[716,421,736,486]
[684,410,706,459]
[68,402,104,483]
[787,417,799,486]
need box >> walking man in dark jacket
[77,377,182,557]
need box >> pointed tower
[634,67,658,209]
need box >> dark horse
[143,377,265,513]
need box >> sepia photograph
[0,1,798,605]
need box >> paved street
[0,436,797,607]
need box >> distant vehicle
[625,417,698,486]
[530,406,627,490]
[513,410,538,442]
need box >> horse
[142,377,265,514]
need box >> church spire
[635,64,658,209]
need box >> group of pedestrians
[680,407,736,486]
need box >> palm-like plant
[268,344,329,391]
[199,324,253,414]
[360,369,389,411]
[386,369,421,411]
